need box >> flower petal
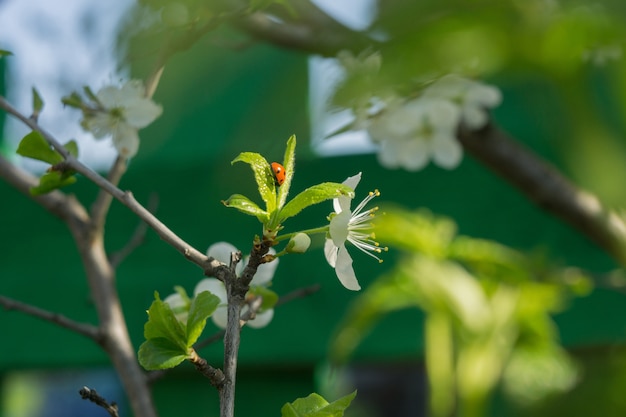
[334,172,361,213]
[246,309,274,328]
[334,244,361,291]
[250,248,278,286]
[194,278,227,303]
[329,210,351,247]
[207,242,239,265]
[324,238,338,268]
[112,122,140,158]
[96,85,123,108]
[124,98,163,128]
[432,136,463,169]
[211,306,228,329]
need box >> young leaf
[281,391,357,417]
[16,131,63,165]
[0,49,12,57]
[64,140,79,158]
[143,292,187,351]
[30,170,77,195]
[138,338,189,370]
[231,152,277,212]
[222,193,269,223]
[279,182,355,223]
[186,290,220,347]
[32,87,44,116]
[277,134,296,209]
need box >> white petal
[398,138,430,172]
[97,85,123,108]
[432,136,463,169]
[246,309,274,328]
[467,83,502,108]
[112,122,140,158]
[462,105,488,130]
[334,172,361,213]
[211,306,228,329]
[376,139,403,169]
[426,98,461,128]
[329,210,351,246]
[163,293,184,309]
[83,113,115,139]
[251,248,279,286]
[324,238,338,268]
[119,80,146,101]
[124,98,163,128]
[334,245,361,291]
[194,278,227,303]
[207,242,239,265]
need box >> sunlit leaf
[277,134,296,209]
[281,391,356,417]
[231,152,276,213]
[279,182,355,223]
[143,292,187,351]
[185,290,220,347]
[16,131,63,165]
[221,193,269,223]
[138,338,188,370]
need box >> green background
[1,37,625,416]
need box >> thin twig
[0,95,225,277]
[79,386,119,417]
[189,349,226,388]
[109,193,160,268]
[0,295,100,340]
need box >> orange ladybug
[271,162,286,186]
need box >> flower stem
[275,226,329,243]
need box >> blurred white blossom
[81,80,162,158]
[423,74,502,130]
[367,97,462,171]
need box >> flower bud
[286,233,311,254]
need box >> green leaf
[222,194,269,223]
[138,338,189,370]
[32,87,44,116]
[83,86,100,104]
[186,291,220,347]
[0,49,12,57]
[279,182,355,223]
[143,292,187,351]
[30,170,77,196]
[249,286,279,310]
[61,92,84,108]
[16,131,63,165]
[231,152,277,213]
[281,391,357,417]
[64,140,79,158]
[277,134,296,209]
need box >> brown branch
[189,349,226,388]
[0,294,100,340]
[0,95,225,277]
[459,123,626,265]
[79,386,119,417]
[0,154,89,227]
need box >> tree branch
[0,95,226,276]
[79,386,120,417]
[459,123,626,265]
[0,294,100,340]
[0,154,89,227]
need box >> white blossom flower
[367,97,462,171]
[182,242,278,329]
[324,173,386,291]
[81,80,162,158]
[422,74,502,130]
